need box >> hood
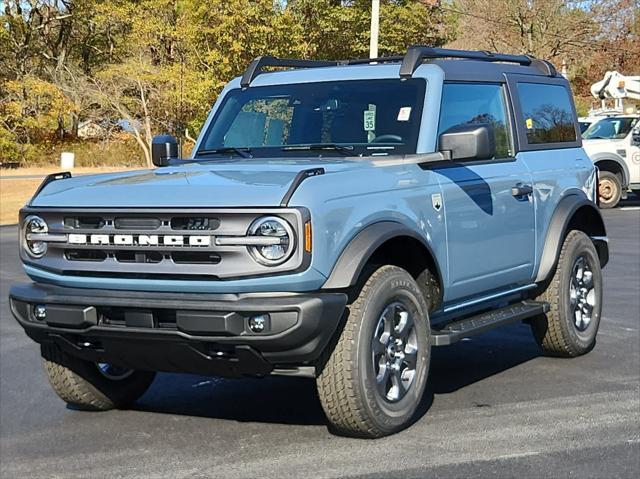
[30,158,370,208]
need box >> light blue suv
[10,47,609,438]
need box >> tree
[449,0,598,61]
[449,0,639,99]
[288,0,457,59]
[0,75,75,161]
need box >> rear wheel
[531,230,603,357]
[41,344,155,410]
[316,265,431,438]
[598,170,622,209]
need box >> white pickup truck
[582,114,640,208]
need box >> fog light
[248,314,270,333]
[33,304,47,321]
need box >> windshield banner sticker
[397,107,412,121]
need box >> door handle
[512,184,533,197]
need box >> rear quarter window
[517,83,577,144]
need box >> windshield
[196,79,426,158]
[578,121,591,134]
[583,117,638,140]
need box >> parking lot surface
[1,206,638,478]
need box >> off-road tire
[41,344,156,410]
[317,265,431,438]
[598,170,622,209]
[531,230,603,357]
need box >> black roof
[241,46,559,87]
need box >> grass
[0,178,41,225]
[0,166,142,225]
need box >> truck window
[517,83,576,144]
[438,83,512,158]
[582,117,638,140]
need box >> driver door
[434,82,536,302]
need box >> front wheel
[317,265,431,438]
[41,344,156,410]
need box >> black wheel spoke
[371,301,418,403]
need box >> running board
[430,301,549,346]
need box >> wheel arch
[591,152,630,188]
[535,193,609,283]
[322,222,443,303]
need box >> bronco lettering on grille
[67,234,212,247]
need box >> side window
[438,83,512,158]
[517,83,576,144]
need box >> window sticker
[397,106,412,121]
[364,110,376,131]
[525,118,534,129]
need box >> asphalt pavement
[0,207,638,479]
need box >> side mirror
[439,123,495,161]
[151,134,178,167]
[632,130,640,146]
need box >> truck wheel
[531,230,603,357]
[598,171,622,208]
[317,265,430,438]
[41,344,155,410]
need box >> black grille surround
[20,208,310,280]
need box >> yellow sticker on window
[525,118,533,129]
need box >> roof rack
[400,46,557,77]
[240,47,558,87]
[241,55,409,87]
[241,56,339,87]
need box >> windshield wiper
[281,144,354,155]
[195,147,252,158]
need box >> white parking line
[619,206,640,211]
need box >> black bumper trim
[10,283,347,377]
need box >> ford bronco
[10,47,609,438]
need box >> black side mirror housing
[438,123,496,161]
[632,130,640,146]
[151,134,178,167]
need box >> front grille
[22,208,306,279]
[114,217,162,230]
[65,249,108,262]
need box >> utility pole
[369,0,380,59]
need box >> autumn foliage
[0,0,637,166]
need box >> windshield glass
[196,79,426,158]
[583,117,638,140]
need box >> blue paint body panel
[23,61,599,312]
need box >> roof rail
[399,46,533,77]
[240,48,558,87]
[241,56,339,87]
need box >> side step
[430,301,549,346]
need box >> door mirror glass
[439,123,496,161]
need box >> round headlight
[23,215,48,258]
[248,216,295,266]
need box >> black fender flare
[322,221,442,290]
[535,193,608,283]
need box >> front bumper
[9,283,347,378]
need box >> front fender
[322,221,440,290]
